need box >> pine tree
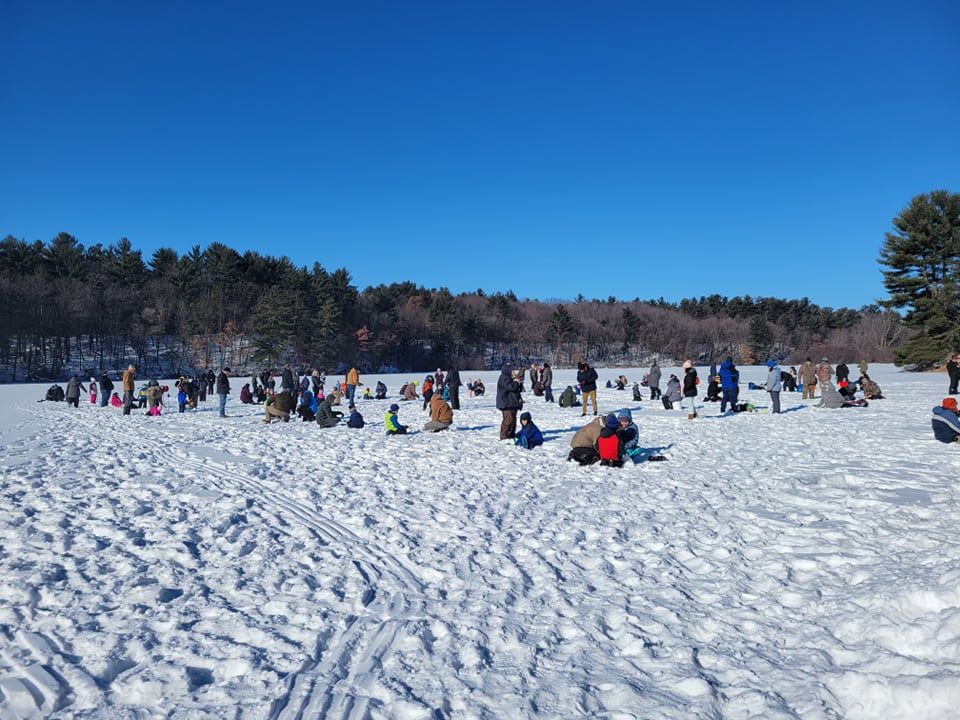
[880,190,960,367]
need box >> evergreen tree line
[0,231,909,382]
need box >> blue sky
[2,1,957,308]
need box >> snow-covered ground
[1,364,958,719]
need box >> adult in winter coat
[800,358,818,400]
[859,374,884,400]
[424,394,454,432]
[648,361,662,400]
[206,370,216,397]
[263,389,293,423]
[718,358,739,414]
[662,375,681,409]
[932,398,960,443]
[345,366,360,403]
[316,396,343,428]
[595,414,625,467]
[122,365,136,416]
[567,416,603,464]
[764,360,782,414]
[816,358,833,384]
[558,385,578,408]
[515,412,544,449]
[65,376,87,408]
[539,363,554,403]
[681,361,698,419]
[401,383,419,401]
[98,371,114,407]
[375,381,388,400]
[297,390,318,422]
[215,368,231,417]
[577,362,599,417]
[496,364,523,440]
[835,362,849,384]
[948,354,960,395]
[445,368,462,409]
[240,384,253,404]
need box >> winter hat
[605,413,619,429]
[520,411,532,423]
[943,398,958,412]
[617,410,632,421]
[682,360,692,370]
[389,403,399,412]
[766,360,776,368]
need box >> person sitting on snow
[632,382,643,402]
[617,410,639,456]
[595,414,625,467]
[424,393,454,432]
[567,416,603,465]
[662,375,682,410]
[297,389,318,422]
[859,374,884,400]
[316,395,343,428]
[375,381,388,399]
[385,404,408,435]
[515,411,544,449]
[346,403,365,428]
[932,398,960,443]
[472,379,485,396]
[362,386,373,400]
[240,383,253,404]
[818,380,868,409]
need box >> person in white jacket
[765,360,782,414]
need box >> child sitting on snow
[347,404,365,428]
[595,414,625,467]
[515,411,543,449]
[375,381,388,399]
[110,392,122,408]
[362,387,373,400]
[385,404,407,435]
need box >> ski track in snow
[1,365,960,719]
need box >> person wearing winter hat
[681,361,699,419]
[764,360,782,414]
[816,357,833,385]
[577,362,599,417]
[595,414,625,467]
[515,411,544,449]
[617,410,639,454]
[346,403,365,429]
[385,403,407,435]
[932,398,960,443]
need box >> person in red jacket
[594,414,624,467]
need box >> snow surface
[1,365,959,719]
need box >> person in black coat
[98,370,114,407]
[541,363,554,403]
[216,368,231,417]
[496,364,523,440]
[682,362,699,419]
[446,367,462,409]
[577,362,599,417]
[948,354,960,395]
[281,363,295,395]
[835,362,850,384]
[207,369,216,396]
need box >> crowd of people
[39,352,960,454]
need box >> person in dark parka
[577,362,599,416]
[216,368,231,417]
[65,375,87,408]
[933,397,960,443]
[648,361,662,400]
[948,354,960,395]
[515,411,544,449]
[496,364,523,440]
[98,370,114,407]
[446,367,462,410]
[719,358,739,414]
[541,363,554,403]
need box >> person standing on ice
[345,365,360,403]
[800,357,817,400]
[88,377,98,404]
[98,369,113,407]
[947,354,960,395]
[64,375,86,408]
[445,367,462,409]
[216,367,231,417]
[281,363,295,397]
[541,362,554,403]
[648,360,662,401]
[496,363,523,440]
[122,364,136,415]
[816,357,833,385]
[765,360,782,414]
[835,361,850,385]
[719,357,739,413]
[681,361,699,419]
[577,361,599,416]
[932,398,960,443]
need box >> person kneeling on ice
[385,404,408,435]
[515,411,544,449]
[346,403,365,428]
[297,389,318,422]
[424,393,453,432]
[617,410,640,456]
[567,416,604,465]
[375,381,388,399]
[595,414,625,467]
[932,398,960,443]
[263,388,294,423]
[316,395,344,428]
[558,385,579,408]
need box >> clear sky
[2,1,958,308]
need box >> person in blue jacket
[346,403,365,428]
[764,360,782,414]
[515,411,543,449]
[719,357,740,414]
[932,398,960,443]
[385,404,408,435]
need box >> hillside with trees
[0,232,908,382]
